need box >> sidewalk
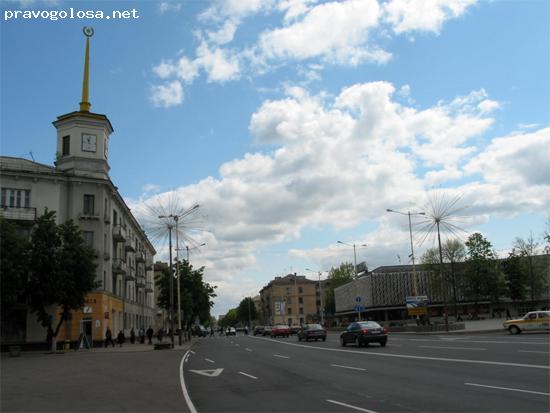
[393,317,507,335]
[87,337,196,353]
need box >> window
[299,307,304,314]
[299,297,303,304]
[83,194,95,215]
[62,135,70,156]
[1,188,30,208]
[298,287,303,293]
[82,231,94,248]
[288,307,292,315]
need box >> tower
[53,26,113,180]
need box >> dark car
[270,325,290,338]
[193,325,208,337]
[253,325,265,336]
[297,324,327,342]
[340,321,388,347]
[262,326,273,336]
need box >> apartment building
[0,29,156,346]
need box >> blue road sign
[355,305,365,312]
[355,296,362,303]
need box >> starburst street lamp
[305,268,327,326]
[337,241,367,278]
[157,214,176,348]
[386,209,426,295]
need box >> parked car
[340,321,388,347]
[289,325,301,335]
[271,324,290,338]
[503,311,550,334]
[193,325,208,337]
[262,326,273,336]
[226,327,236,336]
[253,325,265,336]
[297,324,326,342]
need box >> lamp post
[337,241,367,278]
[305,268,326,326]
[386,209,426,295]
[158,215,175,348]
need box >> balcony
[135,251,145,263]
[103,252,110,261]
[125,241,136,253]
[0,206,36,221]
[145,281,153,292]
[125,271,136,281]
[112,259,127,274]
[112,225,126,242]
[104,213,111,224]
[78,211,100,220]
[136,277,146,288]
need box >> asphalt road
[2,331,548,412]
[183,332,549,413]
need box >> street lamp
[185,243,206,262]
[386,209,426,295]
[305,268,326,326]
[158,214,175,348]
[337,241,367,278]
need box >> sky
[2,0,549,317]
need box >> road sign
[189,368,224,377]
[355,305,365,312]
[355,296,362,303]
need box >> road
[184,332,549,412]
[2,331,548,412]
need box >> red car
[270,324,290,338]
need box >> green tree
[464,233,501,315]
[28,210,97,351]
[513,234,547,302]
[501,249,527,302]
[443,239,466,320]
[219,308,237,327]
[236,297,257,326]
[324,262,354,315]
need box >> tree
[236,297,257,326]
[324,262,354,315]
[443,239,466,320]
[464,233,501,315]
[219,309,237,328]
[501,249,527,302]
[27,210,97,351]
[513,233,547,302]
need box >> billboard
[274,300,286,315]
[406,295,429,316]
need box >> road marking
[239,371,258,380]
[326,399,377,413]
[465,383,550,396]
[249,336,549,369]
[331,364,366,371]
[419,345,486,351]
[180,351,198,413]
[189,350,195,354]
[392,337,550,346]
[189,368,224,377]
[518,350,549,354]
[245,348,253,352]
[273,354,290,359]
[205,358,215,363]
[235,344,240,347]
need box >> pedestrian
[244,326,248,335]
[104,327,115,348]
[157,328,164,343]
[146,326,154,345]
[130,328,136,344]
[210,326,214,337]
[506,309,512,320]
[117,330,125,347]
[139,327,145,344]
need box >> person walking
[130,328,136,344]
[117,330,125,347]
[506,308,512,320]
[146,326,154,344]
[139,327,145,344]
[104,327,115,348]
[157,328,164,343]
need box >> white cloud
[195,42,241,82]
[158,2,182,14]
[150,80,183,108]
[384,0,478,34]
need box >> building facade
[259,274,323,325]
[0,30,156,347]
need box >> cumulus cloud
[150,80,183,108]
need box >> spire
[79,26,94,112]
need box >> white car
[503,311,550,334]
[226,327,236,336]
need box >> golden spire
[79,26,94,112]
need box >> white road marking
[518,350,550,354]
[331,364,366,371]
[326,399,377,413]
[235,344,240,347]
[189,350,195,354]
[205,358,215,363]
[179,351,198,413]
[273,354,290,359]
[239,371,258,380]
[392,337,550,346]
[249,335,549,369]
[465,383,550,396]
[189,368,224,377]
[245,348,253,352]
[419,345,486,351]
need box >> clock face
[82,133,97,152]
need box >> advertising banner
[406,295,429,316]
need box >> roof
[0,156,57,174]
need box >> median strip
[465,383,550,396]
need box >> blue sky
[2,0,549,316]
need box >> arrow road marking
[189,368,224,377]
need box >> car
[253,325,265,336]
[503,311,550,334]
[192,325,208,337]
[262,326,273,336]
[289,325,301,335]
[340,321,388,347]
[270,324,290,338]
[225,327,236,336]
[297,324,326,342]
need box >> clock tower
[53,27,113,179]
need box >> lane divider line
[179,351,198,413]
[418,346,487,351]
[245,348,253,352]
[205,358,214,363]
[331,364,366,371]
[326,399,377,413]
[239,371,258,380]
[273,354,290,359]
[465,382,550,396]
[518,350,549,354]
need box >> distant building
[259,273,324,325]
[0,29,156,347]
